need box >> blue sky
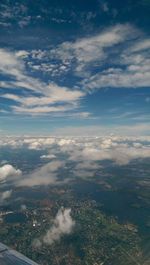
[0,0,150,136]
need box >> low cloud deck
[0,242,38,265]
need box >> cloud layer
[0,135,150,187]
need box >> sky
[0,0,150,136]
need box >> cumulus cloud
[33,207,75,247]
[0,164,22,182]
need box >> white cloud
[4,85,84,108]
[40,154,56,159]
[0,137,57,149]
[83,68,150,89]
[52,24,134,75]
[24,137,56,150]
[0,164,22,182]
[0,48,24,78]
[67,138,150,165]
[1,24,150,119]
[33,207,75,247]
[51,23,150,90]
[0,49,85,115]
[130,39,150,52]
[13,105,75,115]
[15,50,29,58]
[0,136,150,187]
[0,190,12,202]
[57,139,76,146]
[81,31,150,90]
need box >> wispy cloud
[0,49,85,115]
[81,33,150,90]
[51,24,135,76]
[50,23,150,90]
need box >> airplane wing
[0,242,38,265]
